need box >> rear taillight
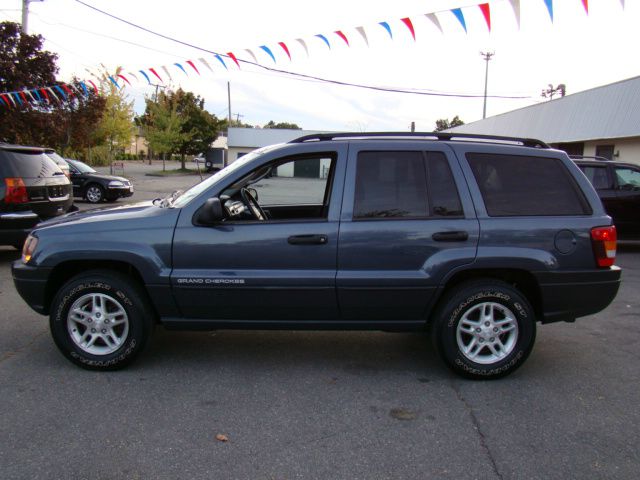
[591,226,617,267]
[4,178,28,204]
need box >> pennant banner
[0,0,620,107]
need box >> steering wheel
[240,187,267,220]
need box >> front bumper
[534,266,622,323]
[12,260,52,315]
[107,185,134,198]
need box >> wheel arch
[44,260,158,320]
[430,268,543,324]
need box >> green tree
[0,21,106,152]
[171,89,225,169]
[434,115,464,132]
[263,120,301,129]
[92,67,135,169]
[143,95,187,170]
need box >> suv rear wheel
[49,270,154,370]
[432,280,536,379]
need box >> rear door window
[0,150,63,178]
[579,165,612,190]
[353,151,463,219]
[466,153,591,216]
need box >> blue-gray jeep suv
[12,133,621,378]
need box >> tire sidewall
[50,275,150,370]
[436,283,536,379]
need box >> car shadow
[140,329,449,379]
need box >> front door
[171,147,346,322]
[337,144,479,321]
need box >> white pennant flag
[356,26,369,46]
[425,13,443,34]
[509,0,521,29]
[296,39,309,57]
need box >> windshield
[171,144,283,208]
[67,159,96,173]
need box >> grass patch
[146,168,204,177]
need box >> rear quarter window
[0,150,63,178]
[466,153,591,216]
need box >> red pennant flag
[117,74,132,86]
[479,3,491,31]
[19,91,28,103]
[61,84,74,97]
[87,80,98,94]
[1,94,11,108]
[401,18,416,41]
[582,0,588,13]
[278,42,292,60]
[227,52,241,68]
[149,68,163,82]
[335,30,349,46]
[40,88,49,103]
[186,60,200,75]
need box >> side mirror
[196,197,224,224]
[246,187,258,201]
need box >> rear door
[336,142,479,321]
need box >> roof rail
[569,155,612,162]
[288,132,550,149]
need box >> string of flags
[0,0,627,108]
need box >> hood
[35,200,165,230]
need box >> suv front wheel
[49,270,154,370]
[432,280,536,379]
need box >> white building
[227,127,333,163]
[449,76,640,164]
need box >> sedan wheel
[85,184,104,203]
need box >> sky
[1,0,638,131]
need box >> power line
[72,0,532,100]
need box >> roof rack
[569,155,612,162]
[288,132,550,149]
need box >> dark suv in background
[12,133,621,379]
[573,156,640,238]
[1,144,73,248]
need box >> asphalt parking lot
[1,164,639,479]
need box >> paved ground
[0,163,639,479]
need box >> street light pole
[481,51,494,119]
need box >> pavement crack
[0,329,48,365]
[450,381,504,480]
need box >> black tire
[431,280,536,380]
[84,183,104,203]
[49,270,154,370]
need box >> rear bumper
[534,266,621,323]
[11,260,51,315]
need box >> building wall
[228,147,253,164]
[583,137,640,165]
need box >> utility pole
[480,51,494,119]
[21,0,43,34]
[227,82,232,126]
